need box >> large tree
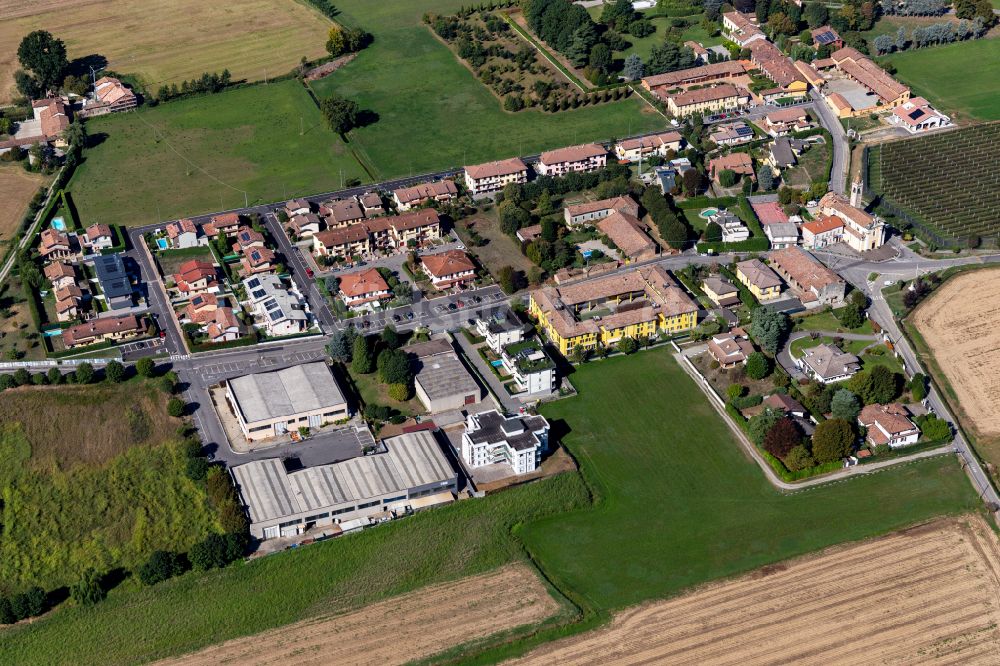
[830,388,861,422]
[764,417,803,459]
[749,307,790,355]
[320,94,360,136]
[745,352,772,380]
[848,365,900,405]
[812,418,854,462]
[17,31,68,93]
[351,334,374,374]
[748,408,782,447]
[623,54,645,81]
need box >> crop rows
[874,123,1000,239]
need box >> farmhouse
[172,259,218,295]
[461,409,549,475]
[420,250,476,290]
[62,314,144,348]
[242,274,310,336]
[829,47,910,109]
[501,338,557,395]
[641,61,747,94]
[615,132,685,162]
[666,84,750,117]
[793,60,825,88]
[87,76,138,114]
[338,268,391,310]
[226,362,348,442]
[767,246,845,305]
[92,253,134,310]
[536,143,607,177]
[708,152,755,183]
[476,309,526,354]
[702,275,740,307]
[859,403,920,448]
[29,98,70,144]
[564,195,639,226]
[529,265,697,354]
[796,343,860,383]
[393,179,459,211]
[464,158,528,196]
[747,40,808,95]
[735,259,782,301]
[708,332,755,368]
[597,211,658,263]
[405,338,481,413]
[721,10,766,46]
[888,97,952,134]
[232,428,456,539]
[811,26,843,50]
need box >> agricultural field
[310,0,664,180]
[909,268,1000,469]
[0,380,218,594]
[515,516,1000,664]
[0,0,332,103]
[69,80,367,227]
[884,38,1000,121]
[0,164,48,242]
[156,564,562,666]
[869,122,1000,242]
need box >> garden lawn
[790,335,870,359]
[71,80,366,227]
[312,0,665,181]
[793,308,873,334]
[884,39,1000,121]
[520,349,977,611]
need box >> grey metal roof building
[232,429,458,539]
[226,362,349,441]
[412,350,481,414]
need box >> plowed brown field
[513,517,1000,665]
[156,563,560,666]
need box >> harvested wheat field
[910,268,1000,442]
[513,516,1000,665]
[0,165,48,241]
[157,563,561,666]
[0,0,332,102]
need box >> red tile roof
[421,250,476,278]
[339,268,390,298]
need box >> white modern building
[242,274,310,337]
[461,409,549,475]
[709,210,750,243]
[501,339,557,396]
[476,309,525,354]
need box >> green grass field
[793,308,874,334]
[311,0,665,180]
[884,39,1000,121]
[520,350,977,611]
[71,80,367,227]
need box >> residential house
[708,332,755,368]
[240,246,276,277]
[204,213,242,238]
[166,218,199,249]
[709,210,750,243]
[476,309,526,354]
[764,222,799,248]
[702,275,740,307]
[359,192,384,217]
[313,225,371,259]
[614,131,685,162]
[464,158,528,197]
[461,409,549,475]
[888,97,952,134]
[31,98,70,144]
[172,259,218,295]
[242,274,310,336]
[287,213,323,238]
[206,307,241,343]
[232,227,265,254]
[763,107,814,137]
[338,268,391,310]
[364,217,395,253]
[62,314,144,348]
[536,143,607,177]
[391,208,441,247]
[39,228,76,260]
[83,223,114,251]
[44,261,76,290]
[91,76,137,113]
[92,253,134,310]
[529,265,698,354]
[501,338,557,395]
[393,180,459,211]
[564,195,639,226]
[597,211,657,263]
[420,249,476,289]
[709,122,755,147]
[763,393,807,418]
[516,224,543,243]
[721,10,766,46]
[767,136,797,172]
[323,199,366,227]
[284,199,312,218]
[811,26,843,50]
[708,152,755,183]
[735,259,783,301]
[859,403,921,448]
[801,214,845,249]
[767,246,845,306]
[685,40,710,63]
[54,284,84,322]
[666,84,750,117]
[817,190,885,252]
[796,343,860,383]
[183,293,219,323]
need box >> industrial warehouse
[231,429,458,539]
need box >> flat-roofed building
[232,428,457,539]
[536,143,607,177]
[92,253,134,310]
[405,339,481,413]
[461,409,549,475]
[225,362,348,442]
[464,158,528,197]
[476,309,526,353]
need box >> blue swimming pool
[51,216,66,231]
[156,238,169,250]
[491,360,504,368]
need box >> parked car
[305,268,314,278]
[406,312,414,320]
[392,314,401,322]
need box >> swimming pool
[698,208,719,220]
[156,238,169,250]
[491,360,504,368]
[51,217,66,231]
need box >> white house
[709,210,750,243]
[535,143,607,177]
[888,97,952,134]
[501,339,556,396]
[858,403,921,448]
[476,309,525,354]
[460,409,549,475]
[242,274,310,337]
[166,219,199,249]
[796,343,860,383]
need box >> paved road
[809,88,849,194]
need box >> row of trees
[156,70,232,102]
[325,25,373,57]
[328,324,415,403]
[872,18,988,54]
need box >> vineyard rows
[874,123,1000,239]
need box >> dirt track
[910,269,1000,438]
[156,563,559,666]
[512,517,1000,665]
